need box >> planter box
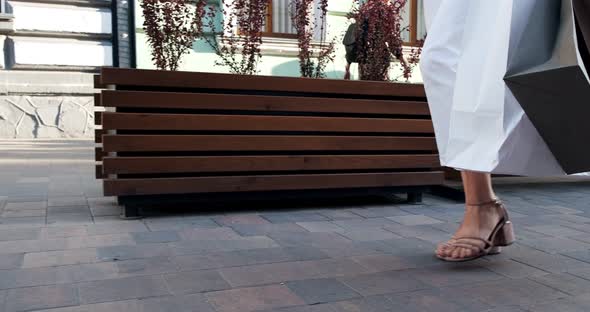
[94,68,444,217]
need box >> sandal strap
[466,198,503,207]
[446,236,492,250]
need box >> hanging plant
[141,0,207,71]
[291,0,335,78]
[348,0,422,81]
[204,0,270,75]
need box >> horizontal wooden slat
[95,111,102,126]
[103,172,444,196]
[102,135,437,152]
[94,75,105,89]
[96,164,105,179]
[95,147,106,162]
[101,113,434,133]
[102,155,441,174]
[100,68,426,98]
[100,90,430,116]
[94,129,105,143]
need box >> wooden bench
[95,68,444,217]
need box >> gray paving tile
[4,284,79,312]
[261,212,330,223]
[475,258,549,279]
[387,214,443,226]
[531,272,590,296]
[450,278,568,307]
[97,244,172,261]
[174,246,328,271]
[170,236,279,255]
[384,288,489,312]
[47,205,90,214]
[412,263,505,287]
[86,222,149,236]
[339,228,402,242]
[35,300,141,312]
[267,232,351,249]
[286,278,360,304]
[48,197,88,207]
[116,256,178,276]
[0,228,40,241]
[138,293,216,312]
[295,221,345,233]
[47,213,93,225]
[78,275,170,304]
[22,248,98,268]
[0,253,24,270]
[132,231,180,244]
[339,270,430,296]
[230,223,308,237]
[164,269,230,294]
[206,284,305,312]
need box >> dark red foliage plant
[204,0,269,75]
[291,0,335,78]
[141,0,207,71]
[348,0,422,81]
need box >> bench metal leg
[407,192,423,204]
[121,205,142,219]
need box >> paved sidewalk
[1,140,590,311]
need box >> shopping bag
[504,0,590,174]
[421,0,565,176]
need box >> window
[401,0,427,46]
[0,0,6,13]
[263,0,297,38]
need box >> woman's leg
[436,171,506,260]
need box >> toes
[451,247,462,259]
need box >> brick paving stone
[219,260,322,287]
[22,248,98,268]
[412,263,505,287]
[164,269,230,295]
[0,217,46,227]
[144,218,220,231]
[261,211,330,223]
[295,221,345,233]
[508,245,590,273]
[348,206,410,218]
[132,231,180,244]
[518,236,590,254]
[4,202,47,211]
[474,258,549,279]
[338,270,430,296]
[523,225,586,237]
[331,218,396,230]
[97,244,172,261]
[206,284,305,312]
[317,209,362,220]
[350,254,417,272]
[451,278,569,308]
[384,288,489,312]
[48,197,88,207]
[286,278,361,304]
[170,236,279,256]
[33,300,141,312]
[267,232,351,249]
[526,295,590,312]
[387,214,443,226]
[78,275,170,304]
[0,228,40,241]
[318,241,384,258]
[116,257,178,276]
[230,223,308,237]
[382,224,449,244]
[86,222,149,235]
[4,284,79,312]
[47,212,93,225]
[2,209,46,218]
[66,233,136,249]
[174,246,328,271]
[47,206,90,214]
[530,272,590,296]
[138,293,216,312]
[41,226,88,239]
[213,214,270,226]
[339,228,402,242]
[0,253,24,270]
[177,227,242,241]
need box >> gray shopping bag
[505,0,590,174]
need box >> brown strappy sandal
[436,198,515,262]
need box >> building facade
[0,0,133,138]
